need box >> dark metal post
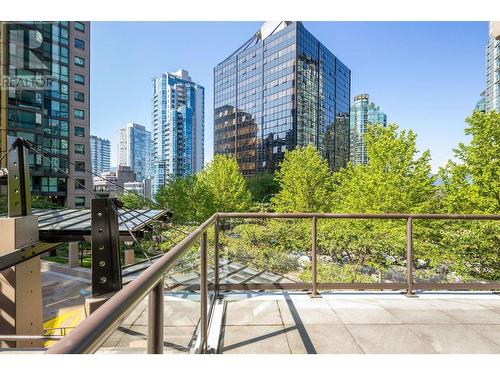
[214,217,220,297]
[406,217,415,297]
[91,198,122,295]
[7,138,31,217]
[310,216,320,297]
[147,277,164,354]
[200,231,208,353]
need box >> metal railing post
[147,276,164,354]
[405,217,415,297]
[214,217,220,297]
[200,231,208,353]
[310,216,320,297]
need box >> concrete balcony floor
[97,291,500,354]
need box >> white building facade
[485,22,500,112]
[118,122,152,182]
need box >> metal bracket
[91,198,122,296]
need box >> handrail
[46,213,218,354]
[219,212,500,220]
[46,211,500,354]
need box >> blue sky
[90,21,488,171]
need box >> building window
[74,91,85,102]
[74,126,85,137]
[75,196,85,208]
[75,22,85,32]
[74,56,85,67]
[75,161,85,172]
[74,74,85,85]
[74,38,85,50]
[75,144,85,155]
[75,179,86,190]
[74,109,85,120]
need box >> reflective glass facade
[0,21,91,207]
[90,135,111,175]
[214,21,351,176]
[349,94,387,165]
[151,70,204,195]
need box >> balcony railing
[46,212,500,354]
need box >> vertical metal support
[0,23,8,171]
[1,137,42,348]
[310,216,320,297]
[214,217,220,297]
[405,217,415,297]
[91,198,122,296]
[7,138,31,217]
[200,231,208,353]
[147,277,164,354]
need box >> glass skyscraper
[118,122,151,182]
[90,135,111,175]
[350,94,387,165]
[485,22,500,112]
[214,21,351,176]
[0,21,91,208]
[151,69,204,195]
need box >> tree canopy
[271,145,334,212]
[332,124,437,214]
[197,154,252,214]
[438,111,500,214]
[154,154,251,223]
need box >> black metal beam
[0,241,62,271]
[7,137,31,217]
[39,229,142,243]
[91,198,123,296]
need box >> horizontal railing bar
[0,335,64,341]
[218,282,500,291]
[46,213,218,354]
[218,212,500,220]
[218,282,410,291]
[413,282,500,290]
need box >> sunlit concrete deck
[97,291,500,354]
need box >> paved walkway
[219,292,500,354]
[94,291,500,354]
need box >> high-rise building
[0,21,91,208]
[118,122,152,182]
[475,91,486,113]
[90,135,111,175]
[151,69,204,194]
[350,94,387,165]
[485,22,500,112]
[93,165,135,198]
[214,21,351,176]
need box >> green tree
[272,145,334,212]
[246,173,280,203]
[119,191,152,210]
[332,124,436,214]
[320,124,437,279]
[197,154,252,213]
[436,111,500,280]
[31,196,62,209]
[438,111,500,214]
[155,175,212,224]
